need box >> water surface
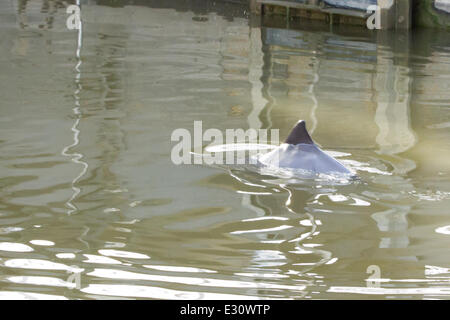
[0,0,450,299]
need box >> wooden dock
[256,0,370,18]
[250,0,413,30]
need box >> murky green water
[0,0,450,300]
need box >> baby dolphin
[257,120,352,175]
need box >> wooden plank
[256,0,370,18]
[395,0,412,30]
[324,8,369,18]
[257,0,318,10]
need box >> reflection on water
[0,0,450,299]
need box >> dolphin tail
[284,120,314,145]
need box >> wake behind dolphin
[257,120,354,177]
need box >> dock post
[286,6,290,28]
[250,0,262,15]
[379,1,396,30]
[395,0,412,30]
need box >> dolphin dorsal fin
[284,120,314,145]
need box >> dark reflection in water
[0,0,449,299]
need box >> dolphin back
[258,143,351,175]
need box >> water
[0,0,449,300]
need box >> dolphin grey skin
[257,120,352,175]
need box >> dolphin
[257,120,353,175]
